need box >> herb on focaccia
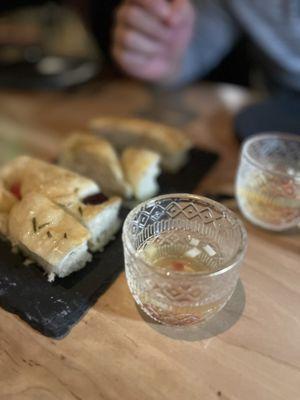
[32,217,37,233]
[38,222,50,230]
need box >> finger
[116,4,171,42]
[113,44,149,68]
[113,45,168,82]
[167,0,194,26]
[125,0,171,21]
[114,25,164,55]
[112,45,152,78]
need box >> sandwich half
[59,133,132,198]
[121,147,161,201]
[89,116,192,172]
[8,192,91,281]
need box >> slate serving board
[0,148,218,338]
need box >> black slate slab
[158,148,217,194]
[0,236,123,339]
[0,148,218,339]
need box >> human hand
[112,0,195,84]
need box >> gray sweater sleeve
[175,0,241,85]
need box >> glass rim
[122,193,248,278]
[241,132,300,179]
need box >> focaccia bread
[0,156,122,252]
[59,133,132,198]
[89,116,192,172]
[0,156,99,200]
[62,195,122,252]
[121,147,161,201]
[0,182,17,238]
[0,156,30,190]
[8,192,91,281]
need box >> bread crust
[0,182,17,237]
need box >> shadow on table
[137,279,246,341]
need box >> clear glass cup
[236,133,300,231]
[122,194,247,326]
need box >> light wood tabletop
[0,80,299,400]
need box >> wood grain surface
[0,80,299,400]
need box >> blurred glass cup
[236,133,300,231]
[122,194,247,326]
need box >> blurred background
[0,1,298,165]
[0,0,251,90]
[0,1,107,89]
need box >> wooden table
[0,80,299,400]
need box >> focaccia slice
[89,116,192,172]
[121,147,161,201]
[8,192,91,281]
[62,195,122,252]
[0,156,99,200]
[59,133,131,198]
